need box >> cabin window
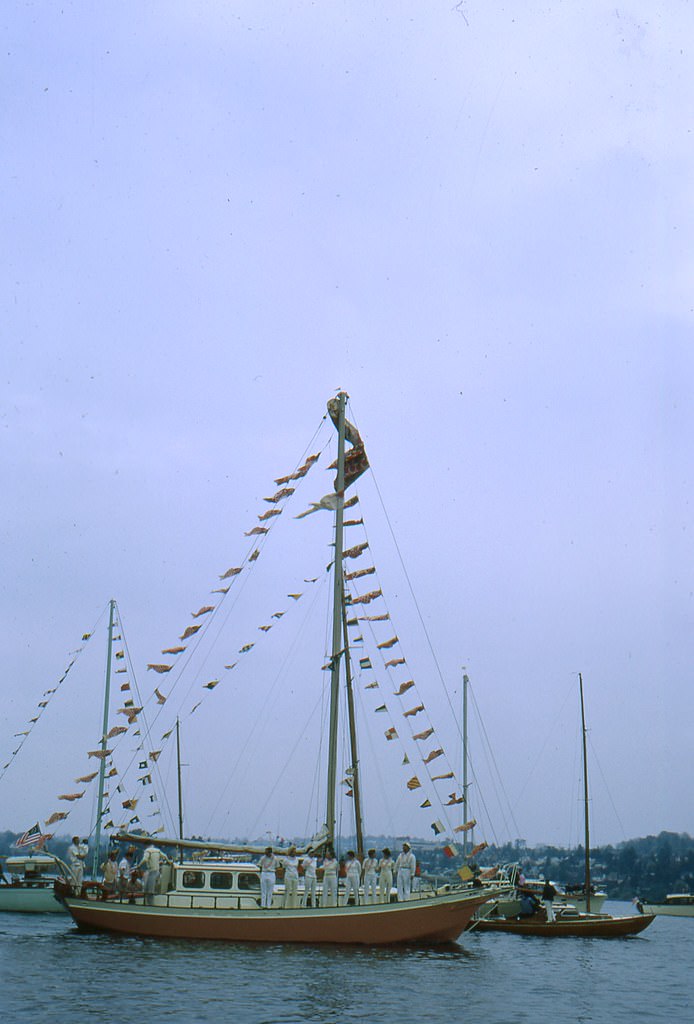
[210,872,234,890]
[237,873,260,891]
[181,871,205,888]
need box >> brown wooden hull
[58,889,489,945]
[472,911,654,938]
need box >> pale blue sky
[2,2,692,848]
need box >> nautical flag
[394,680,414,696]
[443,843,459,858]
[423,748,444,765]
[162,646,186,654]
[88,749,113,759]
[45,812,68,825]
[403,704,424,718]
[454,819,477,833]
[249,549,260,561]
[432,771,455,781]
[81,633,92,641]
[413,727,434,741]
[469,841,488,858]
[431,820,445,835]
[204,679,220,689]
[219,566,242,580]
[406,776,421,790]
[345,566,375,581]
[239,643,255,653]
[359,657,372,670]
[122,798,138,810]
[139,761,148,770]
[154,688,167,704]
[385,657,406,668]
[115,651,124,659]
[343,542,369,561]
[75,771,98,783]
[147,663,172,673]
[149,751,161,762]
[384,727,398,741]
[107,726,127,738]
[457,865,474,882]
[420,799,432,808]
[264,487,295,503]
[244,526,269,536]
[365,681,379,689]
[445,793,464,805]
[402,754,410,765]
[350,588,381,605]
[180,624,201,640]
[377,637,399,650]
[58,791,84,801]
[258,508,282,521]
[375,704,387,713]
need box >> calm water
[1,902,690,1023]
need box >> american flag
[16,822,51,848]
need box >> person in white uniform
[141,844,163,904]
[259,847,277,909]
[67,836,88,894]
[282,846,300,908]
[362,848,379,904]
[321,848,338,907]
[378,847,394,903]
[302,853,318,907]
[395,842,416,901]
[343,850,362,906]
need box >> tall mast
[462,672,470,856]
[579,672,591,912]
[176,717,184,855]
[325,391,347,850]
[342,605,364,857]
[92,598,115,877]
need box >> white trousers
[544,899,555,922]
[303,875,317,906]
[363,872,378,904]
[261,871,275,908]
[322,874,338,907]
[284,874,299,908]
[379,869,393,903]
[397,868,412,901]
[343,874,360,905]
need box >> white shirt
[142,846,162,872]
[260,854,277,873]
[363,857,378,876]
[395,850,416,873]
[345,857,361,879]
[283,855,299,879]
[302,856,317,878]
[68,842,87,866]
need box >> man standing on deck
[140,843,162,904]
[395,842,416,901]
[362,848,379,904]
[259,847,277,909]
[343,850,362,905]
[67,836,88,895]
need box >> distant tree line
[2,828,692,901]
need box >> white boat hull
[0,886,66,914]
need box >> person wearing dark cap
[395,841,416,901]
[362,848,378,904]
[378,847,394,902]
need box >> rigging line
[367,468,463,740]
[205,578,329,834]
[144,418,334,720]
[467,684,522,840]
[0,601,109,783]
[242,689,327,842]
[512,675,576,804]
[587,731,628,841]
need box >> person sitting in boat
[542,879,557,923]
[282,846,300,908]
[321,848,339,907]
[67,836,88,895]
[259,847,278,909]
[519,891,541,917]
[343,851,361,906]
[395,842,416,901]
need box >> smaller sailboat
[473,674,655,938]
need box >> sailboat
[473,674,655,937]
[0,600,126,914]
[56,392,497,944]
